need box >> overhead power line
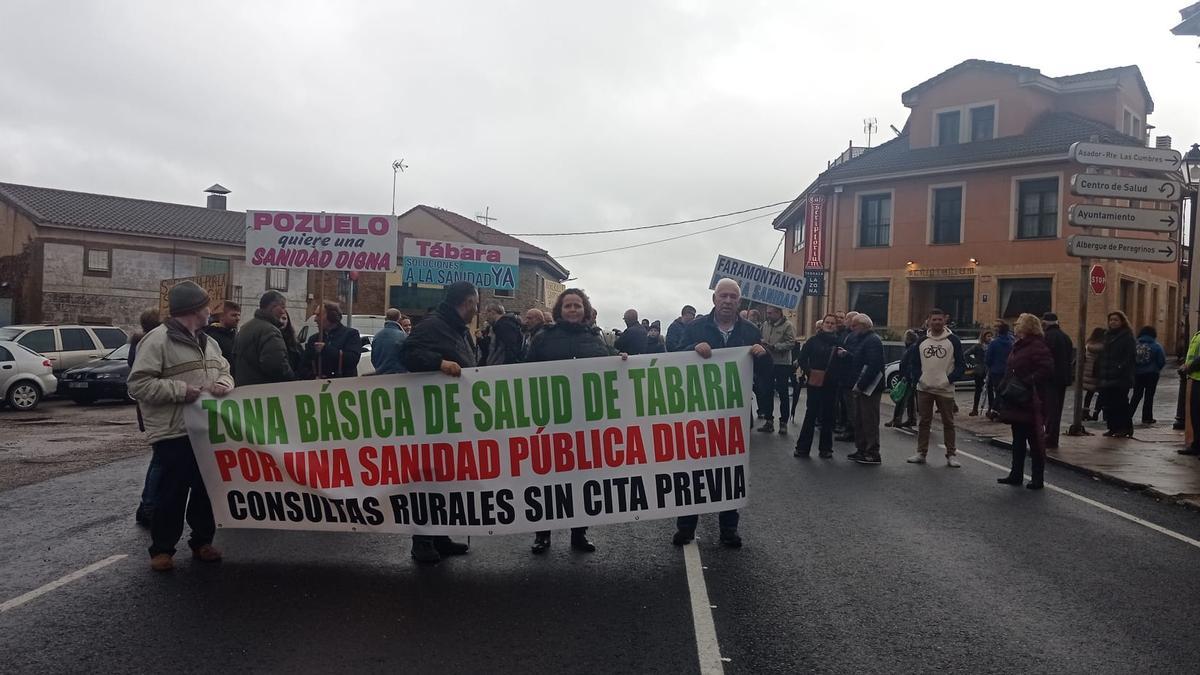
[557,210,783,259]
[766,232,785,268]
[509,200,793,236]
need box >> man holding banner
[674,277,767,548]
[399,281,479,564]
[128,281,234,572]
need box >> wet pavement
[928,375,1200,508]
[0,398,144,491]
[3,416,1200,673]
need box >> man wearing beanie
[128,281,234,572]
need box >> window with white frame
[1016,178,1059,239]
[858,193,891,247]
[969,105,995,141]
[936,110,961,146]
[931,186,962,244]
[791,206,806,253]
[267,268,288,291]
[85,248,110,273]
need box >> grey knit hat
[169,281,211,317]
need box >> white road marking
[682,542,726,674]
[0,554,127,613]
[956,450,1200,550]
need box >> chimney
[1155,136,1173,150]
[204,183,231,210]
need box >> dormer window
[937,111,961,146]
[935,102,997,145]
[1122,109,1141,138]
[970,105,995,141]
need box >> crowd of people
[123,276,1182,572]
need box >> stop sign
[1090,264,1106,294]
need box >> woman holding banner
[524,288,626,555]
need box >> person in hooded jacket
[967,331,992,416]
[794,314,842,458]
[906,309,966,467]
[1097,311,1136,437]
[665,305,696,352]
[525,288,627,554]
[996,313,1055,490]
[645,320,667,354]
[1129,325,1166,424]
[1040,312,1074,449]
[984,320,1015,420]
[885,329,920,429]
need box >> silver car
[0,340,58,411]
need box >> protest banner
[184,349,753,536]
[709,254,804,310]
[159,274,228,317]
[245,210,399,272]
[401,238,520,290]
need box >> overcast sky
[2,1,1197,328]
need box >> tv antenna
[863,117,878,148]
[391,159,408,215]
[476,206,498,227]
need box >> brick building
[0,182,309,330]
[774,59,1181,350]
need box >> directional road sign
[1067,204,1180,232]
[1070,174,1184,201]
[1066,235,1178,263]
[1069,142,1182,173]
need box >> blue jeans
[139,453,162,510]
[676,510,739,531]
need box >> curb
[985,436,1200,512]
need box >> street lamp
[1185,143,1200,184]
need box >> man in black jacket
[302,302,361,379]
[846,314,885,465]
[673,278,767,549]
[399,281,478,564]
[665,305,696,351]
[235,291,296,386]
[614,309,647,356]
[1041,312,1074,448]
[203,301,240,367]
[482,302,524,366]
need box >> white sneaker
[946,455,961,468]
[905,453,927,464]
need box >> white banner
[184,349,753,536]
[245,210,399,272]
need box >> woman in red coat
[997,313,1055,490]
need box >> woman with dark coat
[793,314,842,458]
[525,288,626,554]
[997,313,1055,490]
[1097,311,1136,437]
[279,310,303,376]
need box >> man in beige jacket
[128,281,234,571]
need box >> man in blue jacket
[673,278,768,549]
[984,320,1015,419]
[846,314,886,465]
[371,308,408,375]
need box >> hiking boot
[570,531,596,553]
[778,425,787,436]
[818,450,833,459]
[433,536,469,556]
[853,454,881,465]
[150,553,174,572]
[757,420,774,433]
[793,448,810,457]
[191,544,223,562]
[672,528,695,546]
[719,528,743,548]
[1026,481,1044,490]
[846,451,864,461]
[968,409,979,417]
[946,455,961,468]
[905,453,927,464]
[997,476,1023,486]
[531,533,551,554]
[411,538,441,564]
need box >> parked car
[0,324,128,374]
[57,343,134,404]
[0,340,57,411]
[883,339,979,392]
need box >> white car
[0,340,57,411]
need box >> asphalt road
[2,417,1199,673]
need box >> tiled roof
[902,59,1038,101]
[820,111,1143,182]
[0,182,245,244]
